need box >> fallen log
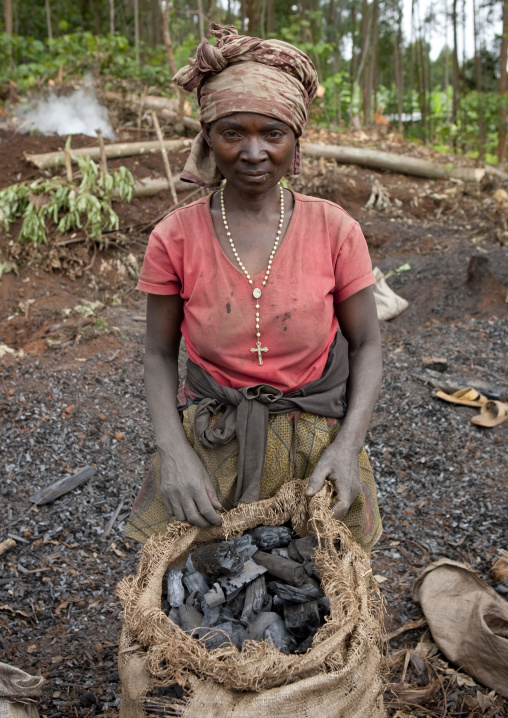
[25,138,193,170]
[105,91,201,133]
[301,143,488,183]
[130,175,189,197]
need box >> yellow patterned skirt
[125,407,382,552]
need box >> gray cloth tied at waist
[186,333,349,504]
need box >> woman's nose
[241,138,267,163]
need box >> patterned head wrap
[173,23,318,188]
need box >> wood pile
[162,526,330,655]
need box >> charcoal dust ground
[0,123,507,717]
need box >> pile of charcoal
[162,525,330,655]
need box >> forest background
[1,0,508,166]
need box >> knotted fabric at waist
[186,332,349,504]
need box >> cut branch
[25,138,192,170]
[301,143,490,182]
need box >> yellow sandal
[435,387,488,408]
[471,400,508,427]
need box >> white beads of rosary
[220,183,284,354]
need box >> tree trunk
[109,0,115,35]
[151,0,161,45]
[361,0,372,125]
[418,33,427,142]
[351,5,372,123]
[4,0,12,59]
[4,0,13,35]
[371,0,379,117]
[197,0,205,38]
[267,0,275,34]
[246,0,261,34]
[452,0,459,127]
[393,0,403,133]
[45,0,53,39]
[160,0,186,131]
[134,0,140,63]
[473,0,486,161]
[444,0,450,121]
[350,2,357,121]
[498,0,508,162]
[301,143,488,182]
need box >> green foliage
[0,31,198,94]
[0,155,134,245]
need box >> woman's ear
[202,123,212,148]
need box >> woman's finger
[332,478,360,518]
[202,474,223,511]
[193,488,222,526]
[305,462,331,496]
[171,500,187,523]
[182,499,215,528]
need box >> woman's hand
[305,439,361,517]
[160,444,223,528]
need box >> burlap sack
[117,480,385,717]
[413,558,508,698]
[372,267,409,321]
[0,662,45,718]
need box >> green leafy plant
[0,152,134,245]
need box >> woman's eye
[222,131,240,139]
[267,131,283,139]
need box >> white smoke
[17,84,116,139]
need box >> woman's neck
[221,181,282,218]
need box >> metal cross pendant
[251,341,268,366]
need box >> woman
[126,24,382,554]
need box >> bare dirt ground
[0,122,507,717]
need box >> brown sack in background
[117,479,385,718]
[0,662,45,718]
[412,558,508,698]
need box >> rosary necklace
[220,182,284,366]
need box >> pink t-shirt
[137,191,375,393]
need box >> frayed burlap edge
[117,480,385,714]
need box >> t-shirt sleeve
[333,220,375,303]
[136,226,182,295]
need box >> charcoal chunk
[288,535,319,562]
[183,571,210,597]
[219,559,267,599]
[233,534,258,560]
[246,612,283,642]
[265,618,296,654]
[227,589,246,619]
[283,601,320,638]
[203,582,226,608]
[167,568,185,608]
[269,581,324,604]
[198,621,247,650]
[271,547,290,559]
[252,550,305,586]
[200,599,222,627]
[250,526,292,550]
[190,542,244,576]
[167,607,182,628]
[178,604,203,632]
[240,576,267,624]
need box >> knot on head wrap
[173,24,319,188]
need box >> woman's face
[205,113,297,194]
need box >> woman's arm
[144,293,222,527]
[305,286,382,515]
